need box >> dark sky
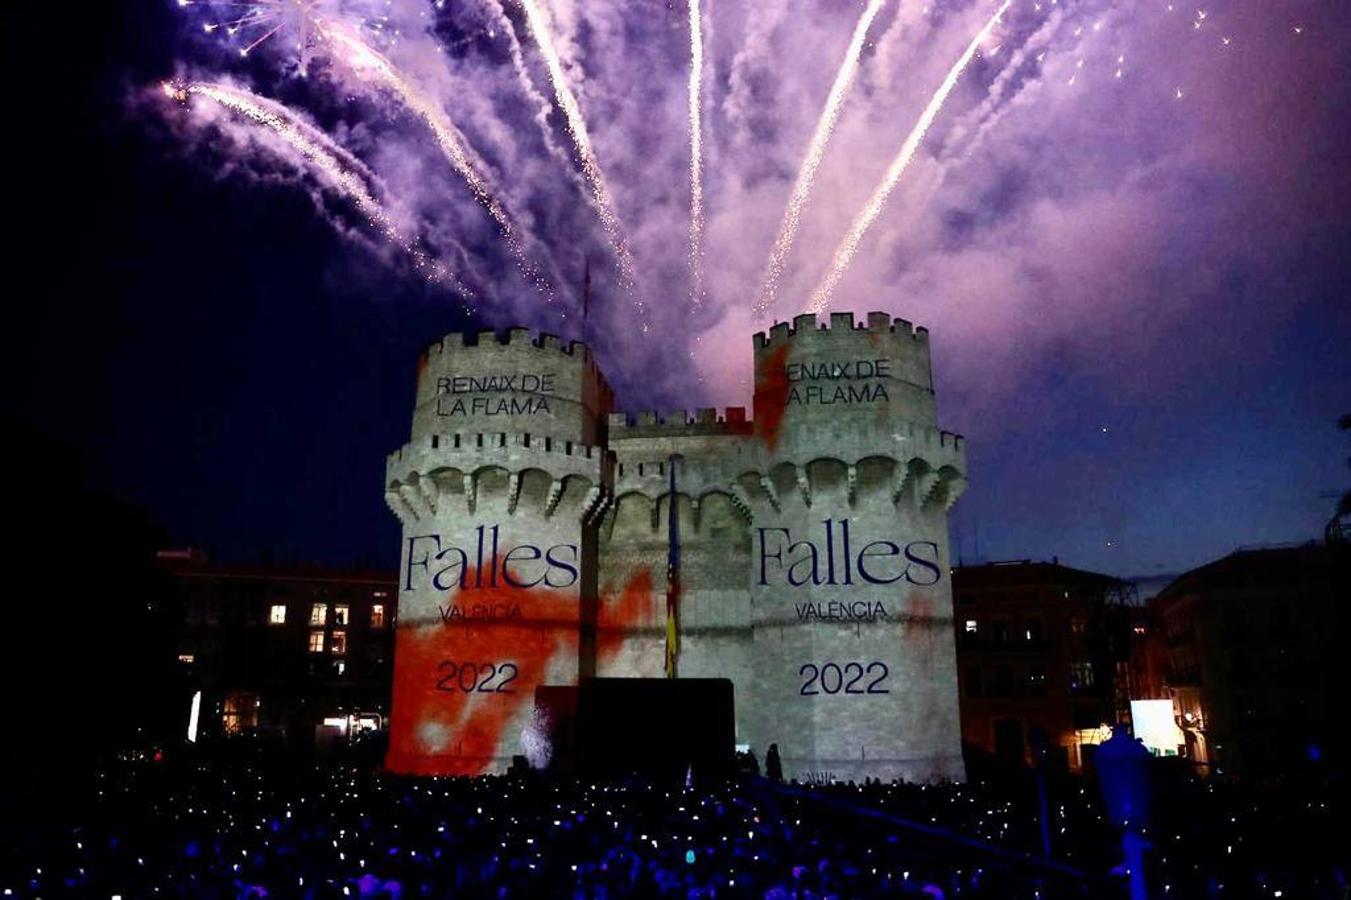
[3,0,465,568]
[3,0,1347,580]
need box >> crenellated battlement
[384,310,968,783]
[412,325,616,446]
[424,326,593,361]
[607,407,753,438]
[388,430,607,466]
[753,310,930,350]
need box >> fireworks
[322,24,507,235]
[753,0,886,319]
[161,0,1265,350]
[808,0,1012,314]
[321,20,553,300]
[516,0,638,308]
[181,0,328,69]
[170,79,467,297]
[687,0,706,306]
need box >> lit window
[308,630,325,653]
[1070,617,1087,635]
[310,603,327,626]
[1070,660,1095,690]
[222,692,260,733]
[334,604,350,627]
[336,660,346,676]
[964,619,978,633]
[177,653,195,664]
[1132,624,1147,635]
[269,604,287,625]
[331,631,348,656]
[371,604,386,628]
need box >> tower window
[334,604,350,627]
[331,631,348,656]
[268,604,287,625]
[371,604,386,628]
[308,630,325,654]
[310,603,327,626]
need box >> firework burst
[167,78,470,299]
[809,0,1012,313]
[180,0,330,70]
[754,0,886,319]
[156,0,1275,376]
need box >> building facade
[951,560,1138,771]
[161,550,397,746]
[1149,543,1346,774]
[383,312,969,781]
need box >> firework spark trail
[687,0,705,306]
[479,0,580,300]
[808,0,1012,314]
[752,0,886,319]
[483,0,576,173]
[517,0,640,306]
[321,22,551,298]
[182,0,324,69]
[940,7,1066,165]
[322,24,506,228]
[207,80,378,183]
[175,80,471,297]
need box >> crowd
[0,744,1344,899]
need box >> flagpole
[665,453,683,678]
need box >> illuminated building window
[1070,617,1088,635]
[268,604,287,625]
[177,653,195,664]
[1025,619,1042,642]
[1070,660,1095,690]
[222,692,260,734]
[331,630,348,656]
[964,619,978,633]
[310,603,327,626]
[371,604,386,628]
[1132,623,1147,635]
[308,630,325,653]
[334,604,350,627]
[336,660,346,676]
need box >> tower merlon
[754,310,931,349]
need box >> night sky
[3,0,1347,583]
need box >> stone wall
[384,314,967,782]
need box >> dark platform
[536,678,735,781]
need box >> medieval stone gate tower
[384,312,966,782]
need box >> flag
[664,455,681,678]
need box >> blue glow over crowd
[1,743,1345,899]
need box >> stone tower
[741,312,967,782]
[384,312,967,782]
[382,328,613,775]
